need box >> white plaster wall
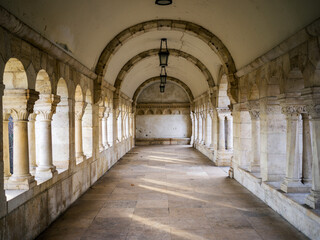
[136,115,191,139]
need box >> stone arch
[163,109,172,115]
[155,109,162,115]
[95,19,236,77]
[35,69,51,94]
[132,76,194,105]
[3,58,28,89]
[137,109,145,115]
[113,49,215,93]
[75,84,84,102]
[52,78,70,169]
[248,83,260,101]
[217,74,230,108]
[146,109,154,115]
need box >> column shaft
[281,113,305,193]
[250,118,260,172]
[3,118,11,179]
[218,116,225,150]
[28,114,37,174]
[227,116,233,150]
[75,118,84,158]
[302,114,312,185]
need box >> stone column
[302,113,312,185]
[259,97,286,182]
[75,101,87,162]
[209,110,215,149]
[195,112,199,143]
[190,112,194,146]
[202,112,207,145]
[28,113,37,175]
[227,114,233,150]
[303,87,320,208]
[102,109,109,148]
[35,94,60,179]
[98,105,106,151]
[248,110,260,172]
[3,89,39,189]
[218,114,225,151]
[3,113,11,179]
[280,105,306,193]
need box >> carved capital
[305,104,320,119]
[281,105,305,118]
[3,89,40,120]
[249,110,260,120]
[99,106,106,119]
[34,94,60,121]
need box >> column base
[76,154,86,164]
[305,190,320,209]
[280,178,311,193]
[5,174,37,190]
[228,167,234,178]
[30,166,37,175]
[36,166,58,179]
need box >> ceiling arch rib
[133,76,194,105]
[95,19,236,78]
[114,48,215,94]
[121,55,207,98]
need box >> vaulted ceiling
[1,0,320,98]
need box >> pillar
[259,97,286,182]
[3,89,39,189]
[75,101,87,163]
[99,105,106,151]
[303,87,320,208]
[302,113,312,185]
[218,114,225,150]
[35,94,60,179]
[249,109,260,172]
[28,113,37,175]
[209,110,215,149]
[227,115,233,150]
[102,109,109,148]
[3,113,11,179]
[190,112,194,146]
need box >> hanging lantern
[160,83,165,93]
[155,0,172,6]
[160,66,167,84]
[158,38,169,67]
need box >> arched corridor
[37,146,306,240]
[0,1,319,239]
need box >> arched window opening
[82,89,93,158]
[3,58,36,190]
[34,70,58,179]
[52,78,70,169]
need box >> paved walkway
[37,145,307,240]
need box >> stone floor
[36,145,308,240]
